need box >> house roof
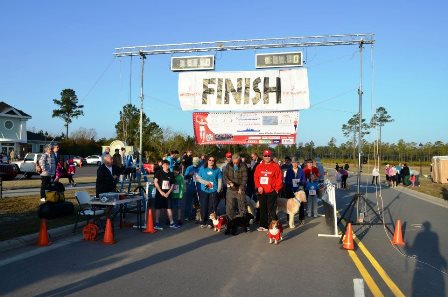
[27,131,63,142]
[0,101,32,118]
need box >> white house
[0,101,31,159]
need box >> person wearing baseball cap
[253,149,283,231]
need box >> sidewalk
[1,183,95,198]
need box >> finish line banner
[193,111,299,145]
[179,69,309,111]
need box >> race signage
[193,111,299,145]
[179,69,309,111]
[255,52,303,69]
[171,55,215,71]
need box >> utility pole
[138,51,146,189]
[357,41,364,196]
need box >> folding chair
[73,191,105,233]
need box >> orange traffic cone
[342,223,354,250]
[37,219,51,246]
[391,219,405,245]
[143,208,157,233]
[103,218,116,244]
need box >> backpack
[35,160,43,174]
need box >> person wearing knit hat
[223,153,248,219]
[183,157,201,221]
[221,152,233,197]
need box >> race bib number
[173,185,180,193]
[309,189,317,196]
[260,177,269,185]
[162,180,170,190]
[292,179,299,187]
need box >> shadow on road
[405,221,447,297]
[34,231,229,297]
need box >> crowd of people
[95,148,328,232]
[382,163,417,187]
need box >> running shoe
[169,223,180,229]
[154,223,164,231]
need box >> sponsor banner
[193,111,298,145]
[179,69,309,111]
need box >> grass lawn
[0,188,96,241]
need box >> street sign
[171,55,215,71]
[255,52,303,69]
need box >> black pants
[40,176,52,198]
[341,175,348,188]
[259,192,278,229]
[371,176,378,185]
[199,191,217,225]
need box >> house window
[4,120,13,130]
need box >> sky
[1,0,447,147]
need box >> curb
[0,221,86,254]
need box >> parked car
[85,155,102,165]
[12,153,43,178]
[0,163,19,180]
[74,156,86,167]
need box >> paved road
[334,172,448,297]
[0,171,447,296]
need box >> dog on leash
[209,212,228,232]
[255,190,307,229]
[276,190,307,229]
[225,213,254,236]
[268,219,283,245]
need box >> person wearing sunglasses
[253,149,283,232]
[195,156,223,228]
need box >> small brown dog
[209,212,228,232]
[268,220,283,245]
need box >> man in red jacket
[254,149,283,231]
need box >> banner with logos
[193,111,299,145]
[179,69,309,111]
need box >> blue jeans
[184,185,199,219]
[199,190,217,225]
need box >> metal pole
[357,41,364,196]
[139,52,146,189]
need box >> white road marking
[353,278,365,297]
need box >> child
[306,173,320,218]
[171,166,185,226]
[335,170,342,189]
[410,174,416,187]
[54,161,67,183]
[67,158,76,187]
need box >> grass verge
[0,188,96,241]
